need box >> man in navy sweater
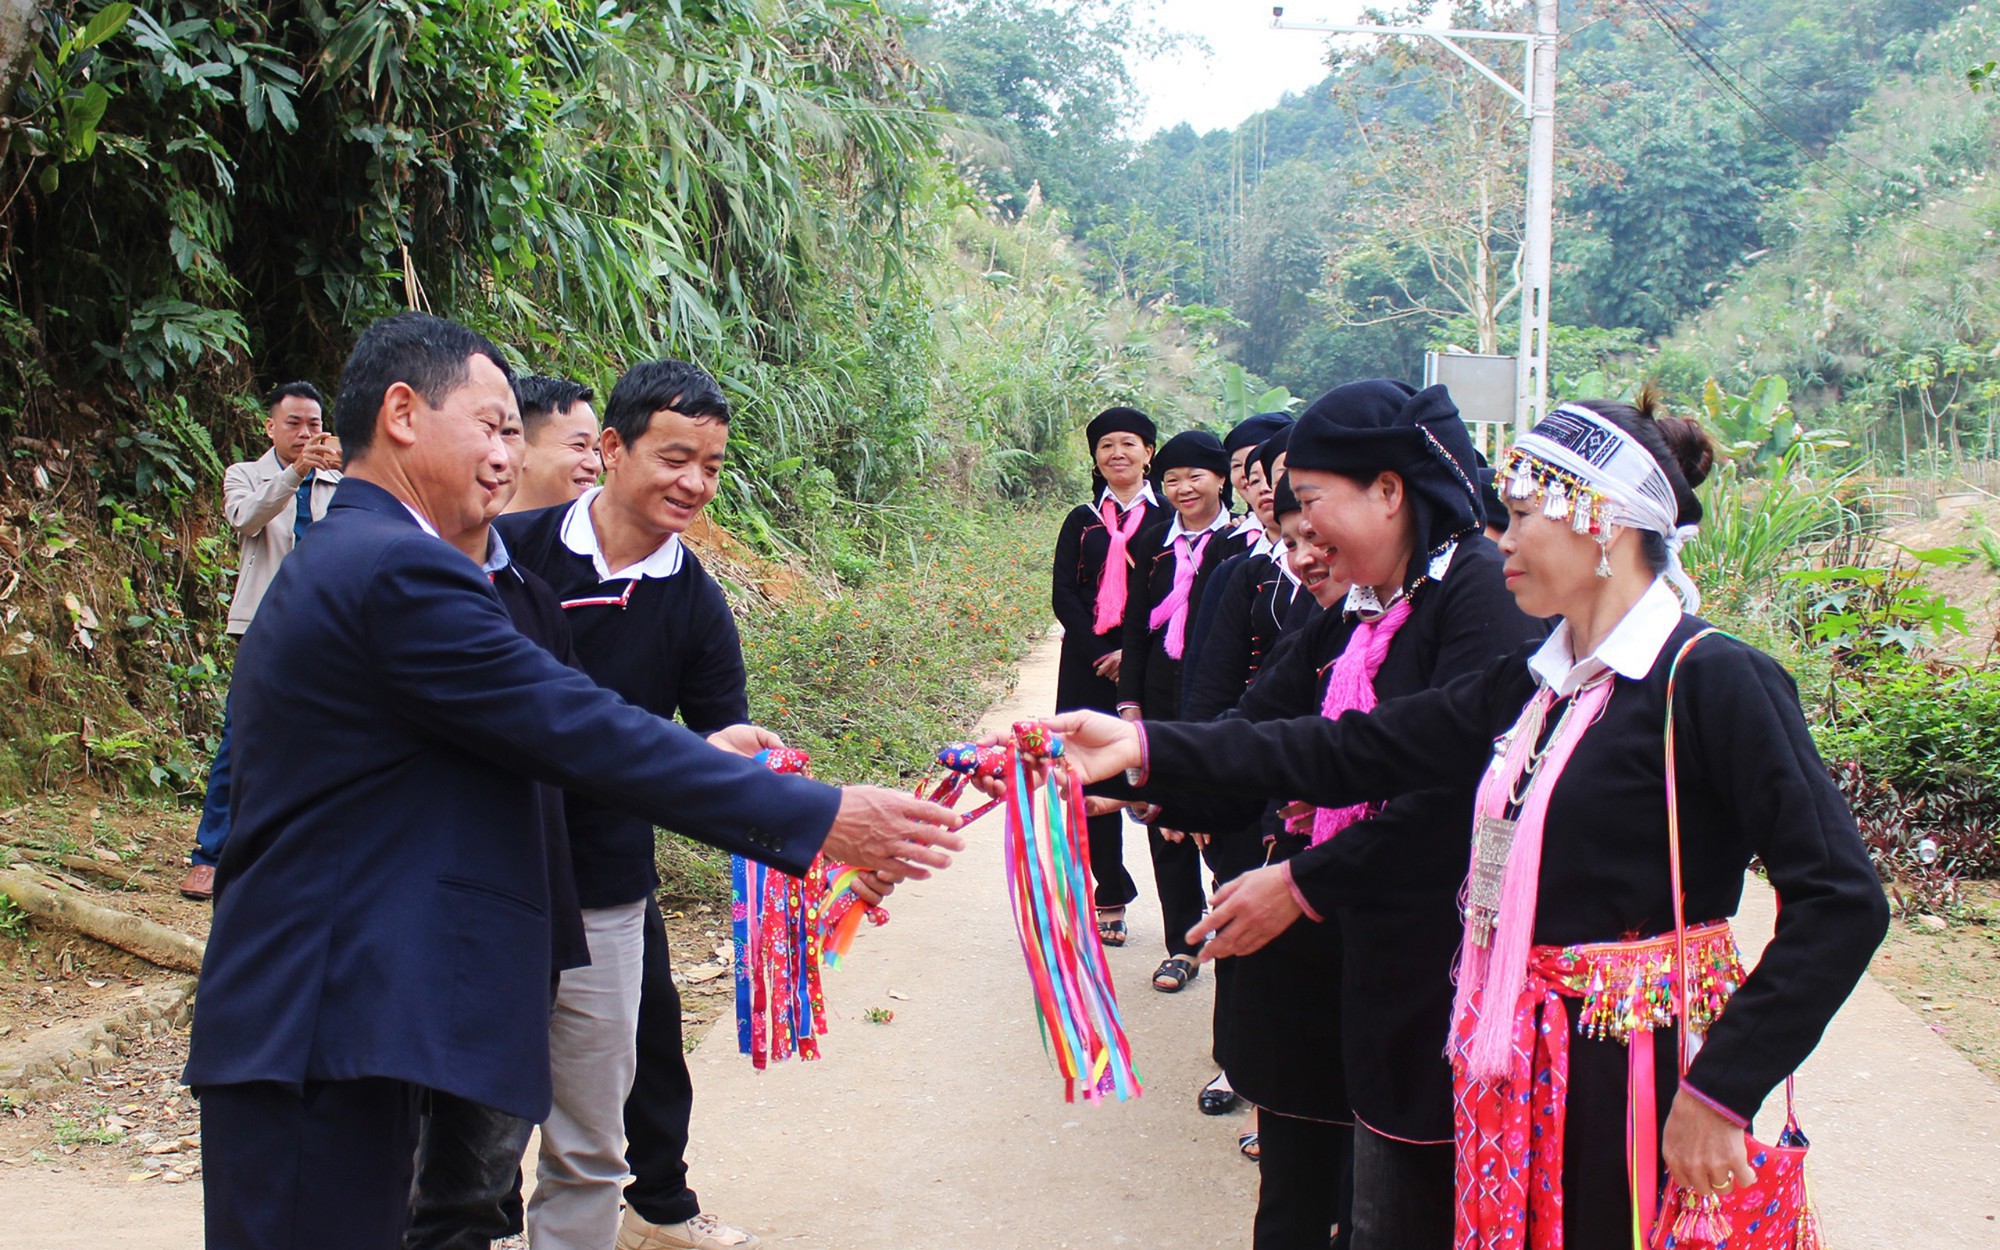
[188,313,963,1250]
[498,360,787,1250]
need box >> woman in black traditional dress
[1115,429,1251,992]
[1183,430,1300,726]
[1176,424,1294,1135]
[1160,381,1543,1250]
[1046,394,1889,1250]
[1049,406,1160,946]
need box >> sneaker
[617,1209,763,1250]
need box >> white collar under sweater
[1161,506,1234,547]
[1096,481,1159,512]
[560,487,685,581]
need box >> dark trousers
[621,896,702,1225]
[1204,827,1260,1068]
[1559,1023,1682,1246]
[201,1077,423,1250]
[1254,1110,1354,1250]
[1349,1125,1453,1250]
[403,1092,535,1250]
[1085,809,1138,909]
[1147,822,1205,958]
[191,706,234,866]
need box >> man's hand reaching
[822,786,966,883]
[707,723,783,759]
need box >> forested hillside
[0,0,1233,798]
[917,0,1995,454]
[1657,5,2000,469]
[1,0,1996,800]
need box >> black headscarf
[1153,429,1234,511]
[1287,379,1483,581]
[1255,424,1294,482]
[1271,472,1300,519]
[1085,406,1157,449]
[1474,454,1509,533]
[1224,411,1293,455]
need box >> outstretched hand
[1184,863,1304,962]
[972,710,1142,790]
[707,722,784,758]
[822,785,965,883]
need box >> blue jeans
[191,707,232,867]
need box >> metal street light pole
[1270,2,1558,432]
[1516,0,1558,433]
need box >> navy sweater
[497,505,751,909]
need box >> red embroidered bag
[1648,631,1825,1250]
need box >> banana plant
[1220,363,1296,428]
[1701,375,1848,477]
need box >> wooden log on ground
[0,870,204,973]
[53,854,144,887]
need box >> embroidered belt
[1452,921,1744,1250]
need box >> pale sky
[1127,0,1388,137]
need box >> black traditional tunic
[1050,486,1160,910]
[1050,487,1161,716]
[1142,600,1889,1238]
[1184,548,1296,724]
[1116,512,1251,720]
[1164,536,1543,1129]
[1117,508,1251,959]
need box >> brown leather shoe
[178,864,216,901]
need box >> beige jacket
[223,449,341,635]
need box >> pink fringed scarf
[1451,675,1617,1081]
[1311,599,1415,844]
[1092,498,1149,636]
[1148,529,1214,660]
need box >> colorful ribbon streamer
[944,721,1141,1103]
[730,747,888,1069]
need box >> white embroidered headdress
[1500,404,1702,611]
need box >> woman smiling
[1050,406,1162,948]
[1116,429,1252,993]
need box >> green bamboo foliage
[3,0,957,525]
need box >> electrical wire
[1647,0,1986,213]
[1630,0,1978,260]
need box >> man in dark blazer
[185,312,963,1250]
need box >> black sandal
[1238,1131,1261,1161]
[1096,908,1127,947]
[1199,1073,1241,1115]
[1152,955,1197,992]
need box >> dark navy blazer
[183,479,839,1120]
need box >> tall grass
[1687,451,1868,615]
